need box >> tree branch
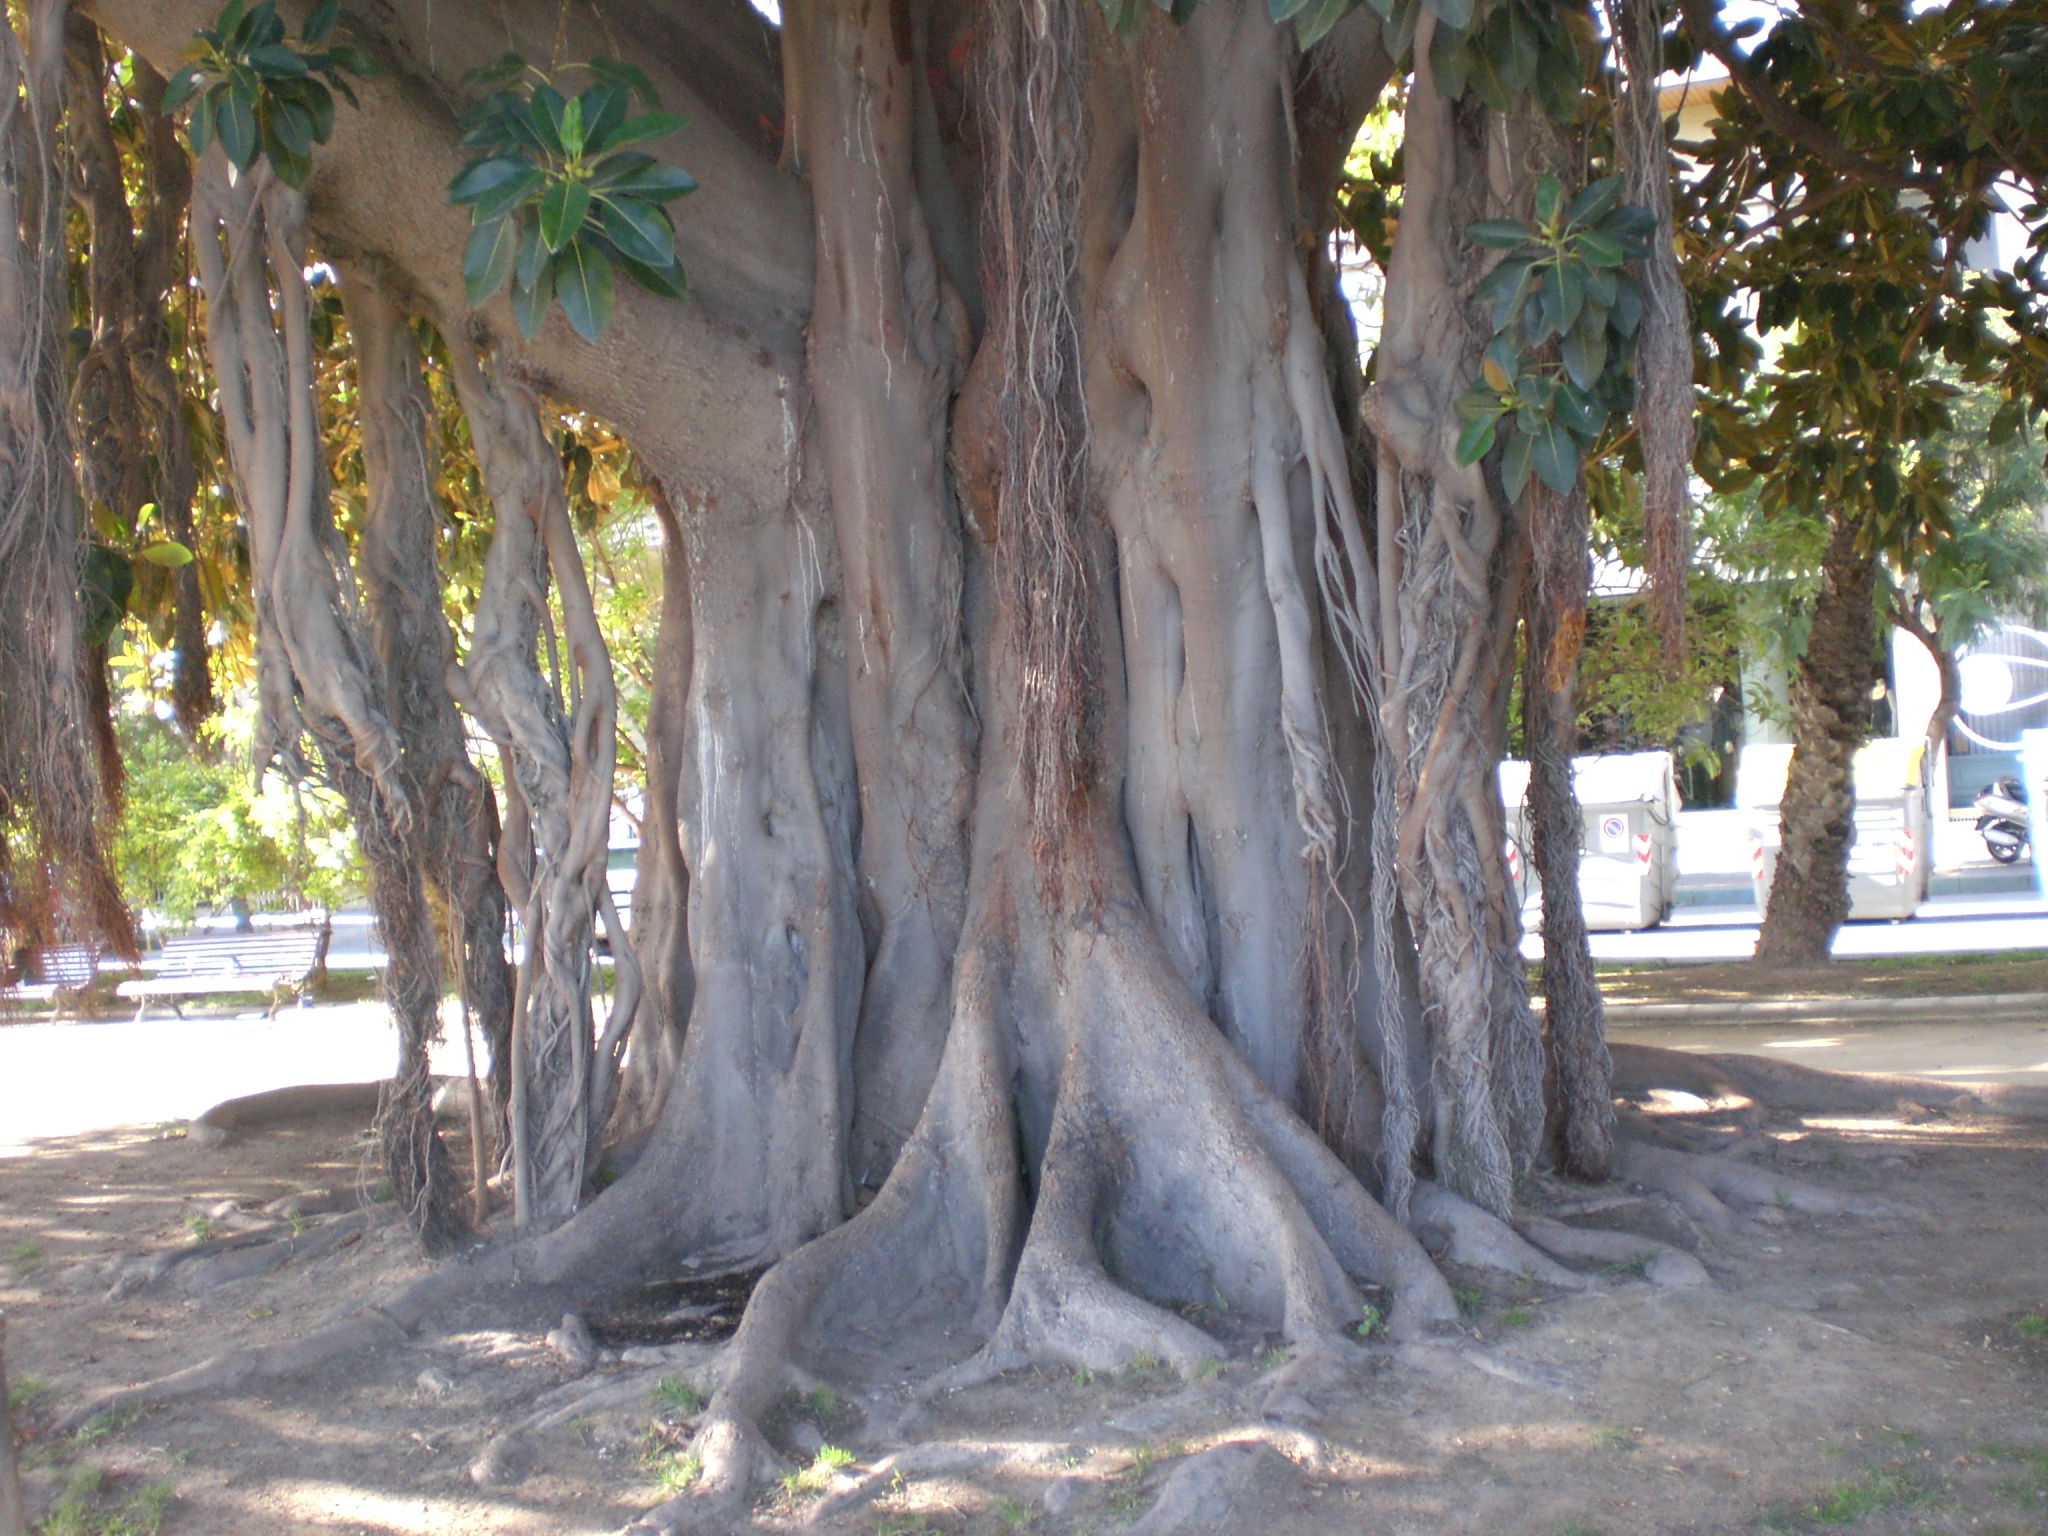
[1674,0,1934,197]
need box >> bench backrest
[155,928,326,980]
[18,944,97,987]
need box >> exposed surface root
[1617,1135,1904,1222]
[469,1350,721,1487]
[1610,1042,2048,1121]
[185,1082,384,1146]
[1126,1439,1299,1535]
[1513,1213,1710,1289]
[100,1210,373,1299]
[1408,1180,1594,1291]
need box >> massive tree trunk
[1754,514,1879,966]
[68,5,1710,1527]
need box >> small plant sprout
[1590,1426,1638,1452]
[1500,1308,1535,1329]
[1452,1284,1485,1318]
[183,1212,214,1244]
[783,1443,855,1496]
[652,1375,704,1415]
[806,1382,842,1416]
[1190,1357,1222,1382]
[2015,1312,2047,1338]
[7,1374,52,1415]
[1355,1303,1386,1339]
[994,1494,1035,1530]
[649,1450,700,1495]
[1071,1365,1094,1387]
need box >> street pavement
[1527,889,2048,964]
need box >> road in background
[1525,890,2048,964]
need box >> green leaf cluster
[161,0,373,188]
[1455,175,1655,498]
[449,56,696,342]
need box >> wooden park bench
[0,944,100,1009]
[117,926,330,1021]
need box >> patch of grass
[1071,1366,1095,1388]
[1257,1346,1288,1370]
[647,1450,700,1496]
[1189,1357,1221,1382]
[182,1213,213,1244]
[35,1467,173,1536]
[1355,1303,1386,1340]
[2014,1312,2047,1338]
[1126,1441,1184,1479]
[70,1405,146,1447]
[1598,1252,1656,1279]
[805,1382,843,1417]
[1808,1465,1926,1525]
[993,1495,1035,1530]
[781,1443,855,1497]
[1500,1308,1535,1329]
[877,1516,934,1536]
[1589,1427,1637,1452]
[1986,1445,2048,1507]
[8,1374,52,1414]
[8,1238,44,1270]
[1452,1284,1486,1318]
[652,1375,704,1416]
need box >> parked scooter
[1974,776,2030,864]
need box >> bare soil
[1594,952,2048,1006]
[4,1097,2047,1536]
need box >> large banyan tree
[43,0,2020,1528]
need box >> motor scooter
[1974,775,2030,864]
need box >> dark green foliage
[448,56,696,342]
[160,0,372,188]
[1455,176,1657,497]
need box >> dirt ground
[1595,953,2048,1005]
[4,1090,2048,1536]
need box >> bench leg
[133,1000,150,1023]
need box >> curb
[1576,991,2048,1026]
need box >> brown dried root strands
[0,0,134,957]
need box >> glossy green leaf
[303,0,339,42]
[1533,174,1563,227]
[1576,228,1624,268]
[588,58,660,109]
[1293,0,1356,48]
[553,238,615,340]
[246,43,307,77]
[1468,219,1532,250]
[450,156,538,209]
[463,214,520,304]
[597,110,688,153]
[140,540,195,568]
[596,159,697,201]
[189,89,217,158]
[1565,175,1621,227]
[1454,410,1499,466]
[510,254,555,338]
[528,83,568,155]
[162,65,205,114]
[1560,318,1607,392]
[1502,427,1535,500]
[513,213,549,293]
[1531,419,1579,494]
[216,87,259,168]
[597,195,675,267]
[578,84,627,155]
[614,252,689,302]
[539,177,592,252]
